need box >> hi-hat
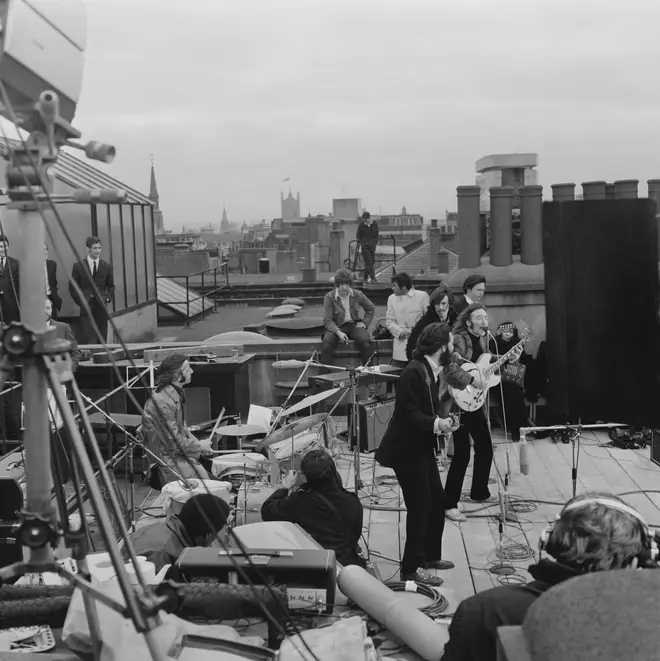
[216,424,266,437]
[284,388,342,416]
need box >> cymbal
[217,424,266,437]
[284,387,343,416]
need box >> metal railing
[157,262,229,326]
[348,235,397,278]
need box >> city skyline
[60,0,660,227]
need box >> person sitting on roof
[261,449,366,567]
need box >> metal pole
[18,204,55,566]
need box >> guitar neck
[485,341,524,376]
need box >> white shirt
[45,262,50,295]
[386,288,430,361]
[335,288,353,325]
[87,257,99,274]
[465,295,474,306]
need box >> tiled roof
[0,138,153,205]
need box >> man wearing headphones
[440,492,658,661]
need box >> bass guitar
[449,328,532,412]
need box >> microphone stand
[486,330,517,526]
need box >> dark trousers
[395,459,446,575]
[445,408,493,509]
[321,323,372,366]
[361,245,376,281]
[79,298,109,344]
[493,383,528,439]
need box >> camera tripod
[0,91,170,661]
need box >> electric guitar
[449,328,532,412]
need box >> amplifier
[651,430,660,467]
[348,397,395,453]
[176,547,337,613]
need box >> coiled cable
[383,580,448,617]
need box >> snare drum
[273,432,321,476]
[235,483,281,526]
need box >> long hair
[154,353,188,392]
[545,492,650,572]
[413,322,451,359]
[453,302,486,335]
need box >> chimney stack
[605,183,616,199]
[614,179,639,199]
[489,186,514,267]
[647,180,660,258]
[519,185,543,265]
[551,183,575,202]
[582,181,607,200]
[457,186,481,269]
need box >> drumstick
[208,407,226,447]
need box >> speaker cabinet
[542,199,660,426]
[348,397,396,453]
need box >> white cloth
[386,288,429,361]
[335,288,353,327]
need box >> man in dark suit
[45,298,81,370]
[69,236,114,344]
[44,245,61,319]
[0,235,20,326]
[452,274,486,316]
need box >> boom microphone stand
[0,91,169,661]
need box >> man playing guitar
[444,304,522,522]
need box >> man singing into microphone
[444,304,499,522]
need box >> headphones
[539,497,659,565]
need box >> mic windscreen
[519,438,529,475]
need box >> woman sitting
[406,286,457,361]
[261,449,365,567]
[492,322,532,441]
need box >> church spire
[149,154,159,205]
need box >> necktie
[1,258,5,271]
[92,261,97,278]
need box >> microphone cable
[383,580,448,618]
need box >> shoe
[401,568,444,587]
[445,508,467,522]
[425,560,455,570]
[470,492,493,503]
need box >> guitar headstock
[520,327,532,344]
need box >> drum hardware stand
[0,91,170,661]
[270,350,318,432]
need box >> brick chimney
[457,186,481,268]
[614,179,639,199]
[582,181,607,200]
[489,186,514,267]
[519,185,543,265]
[551,183,575,202]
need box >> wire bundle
[383,580,448,618]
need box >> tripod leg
[43,365,162,646]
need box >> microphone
[519,431,529,475]
[271,360,309,369]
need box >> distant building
[220,206,230,231]
[374,206,425,246]
[475,153,538,212]
[281,190,301,220]
[442,211,458,234]
[149,159,164,234]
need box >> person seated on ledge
[261,449,366,567]
[321,268,376,367]
[440,492,658,661]
[128,493,230,576]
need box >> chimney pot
[457,186,481,269]
[582,181,607,200]
[489,186,514,267]
[551,183,576,202]
[614,179,639,199]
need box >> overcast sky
[71,0,660,228]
